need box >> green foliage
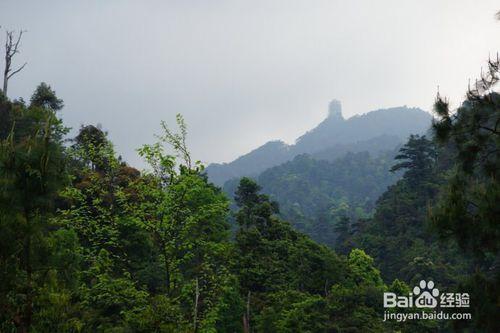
[0,83,71,332]
[29,82,64,111]
[339,136,468,287]
[71,124,116,173]
[326,249,386,333]
[256,291,328,333]
[346,249,384,288]
[225,151,401,248]
[231,178,398,332]
[390,135,437,185]
[79,250,149,331]
[431,58,500,332]
[136,116,239,331]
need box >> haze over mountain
[206,101,432,185]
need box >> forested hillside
[206,101,431,185]
[0,87,417,332]
[224,151,401,247]
[338,136,471,283]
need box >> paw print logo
[413,280,439,308]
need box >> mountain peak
[205,104,431,185]
[328,99,343,120]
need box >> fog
[1,0,499,166]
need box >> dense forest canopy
[223,151,401,248]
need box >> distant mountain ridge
[204,140,291,186]
[206,101,432,185]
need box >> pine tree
[431,57,500,332]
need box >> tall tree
[0,83,69,332]
[137,114,241,332]
[390,135,437,186]
[2,29,27,96]
[432,56,500,332]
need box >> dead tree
[193,278,200,333]
[3,29,27,96]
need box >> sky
[1,0,499,167]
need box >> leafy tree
[29,82,63,111]
[0,83,72,332]
[327,249,386,333]
[137,114,241,332]
[79,249,149,331]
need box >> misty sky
[1,1,499,167]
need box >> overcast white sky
[1,1,499,166]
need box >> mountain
[292,101,431,154]
[205,100,432,185]
[204,140,292,186]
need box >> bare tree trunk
[243,291,251,333]
[2,30,27,96]
[193,278,199,333]
[2,69,7,95]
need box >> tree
[390,135,437,186]
[431,56,500,332]
[327,249,386,333]
[2,29,27,96]
[137,114,241,332]
[71,124,115,172]
[432,57,500,257]
[333,216,352,255]
[29,82,63,111]
[0,85,69,332]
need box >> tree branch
[7,62,27,79]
